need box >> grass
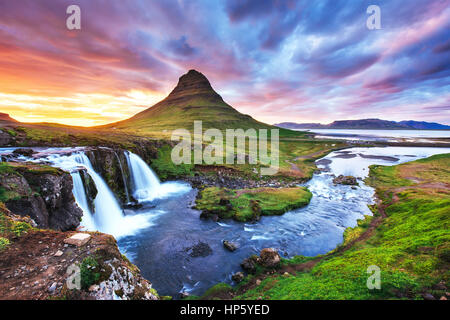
[195,186,312,222]
[202,153,450,300]
[0,202,34,250]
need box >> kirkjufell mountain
[102,70,273,133]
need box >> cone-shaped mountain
[103,70,273,134]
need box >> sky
[0,0,449,126]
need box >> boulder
[12,148,36,157]
[259,248,280,268]
[232,272,244,283]
[223,240,238,252]
[333,175,358,186]
[241,255,258,274]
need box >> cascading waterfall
[43,151,153,238]
[8,147,190,239]
[126,151,191,203]
[126,152,161,202]
[71,171,96,231]
[72,153,126,235]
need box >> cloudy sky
[0,0,449,126]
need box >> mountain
[102,70,274,134]
[0,113,17,123]
[398,120,450,130]
[276,119,450,130]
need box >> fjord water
[303,129,450,142]
[1,146,449,297]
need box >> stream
[1,145,449,297]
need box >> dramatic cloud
[0,0,449,125]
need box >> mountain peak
[166,69,222,102]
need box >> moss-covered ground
[195,186,312,222]
[199,153,450,300]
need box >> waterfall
[23,148,190,238]
[72,153,126,235]
[126,152,161,202]
[71,171,96,231]
[45,151,152,238]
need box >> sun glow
[0,90,166,127]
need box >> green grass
[195,186,312,222]
[151,145,195,179]
[202,153,450,300]
[0,202,34,247]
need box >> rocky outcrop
[0,228,159,300]
[0,162,82,231]
[333,175,359,186]
[240,248,281,274]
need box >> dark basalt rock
[241,255,259,274]
[333,175,359,186]
[185,242,213,258]
[1,164,83,231]
[12,148,36,157]
[232,272,244,283]
[223,240,238,252]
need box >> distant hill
[0,113,17,123]
[100,70,275,134]
[276,119,450,130]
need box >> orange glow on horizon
[0,90,167,127]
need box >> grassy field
[195,186,312,222]
[198,153,450,300]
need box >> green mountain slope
[101,70,277,135]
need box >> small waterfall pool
[1,145,449,297]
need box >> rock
[186,242,212,258]
[64,233,91,247]
[259,248,280,268]
[12,148,35,157]
[232,272,244,283]
[1,164,83,231]
[241,256,258,274]
[422,293,436,300]
[333,175,358,186]
[223,240,238,252]
[0,129,13,145]
[48,282,57,294]
[54,250,64,257]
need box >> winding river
[1,145,449,297]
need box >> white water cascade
[42,152,153,238]
[126,152,190,202]
[126,152,161,202]
[8,148,190,239]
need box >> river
[1,145,449,297]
